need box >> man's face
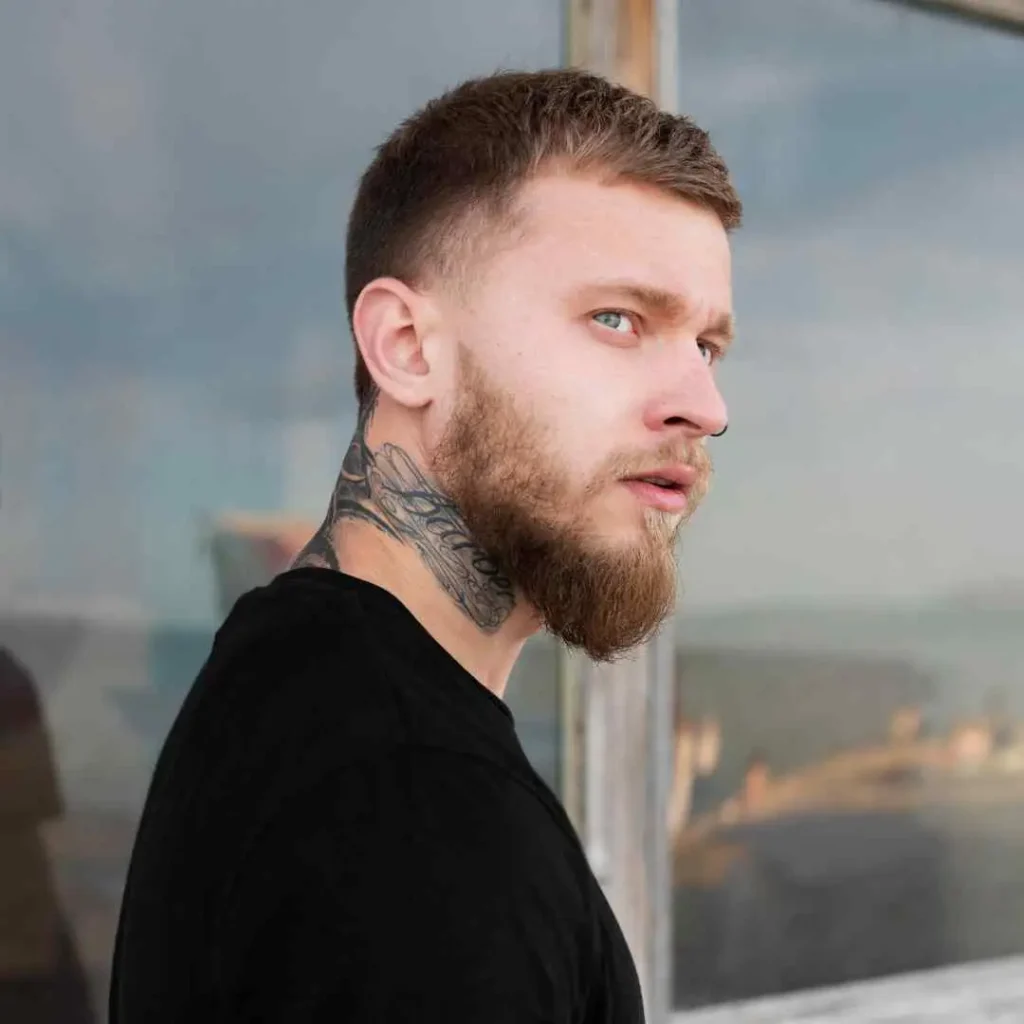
[430,173,733,660]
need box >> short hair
[345,68,743,408]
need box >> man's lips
[620,464,697,513]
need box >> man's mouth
[634,475,684,491]
[621,469,693,513]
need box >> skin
[293,172,733,695]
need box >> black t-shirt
[110,568,644,1023]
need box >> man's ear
[352,278,437,409]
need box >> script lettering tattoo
[292,390,515,631]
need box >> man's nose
[643,353,729,439]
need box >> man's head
[345,69,741,660]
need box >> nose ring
[710,423,728,438]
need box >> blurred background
[0,0,1022,1021]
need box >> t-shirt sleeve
[214,746,595,1023]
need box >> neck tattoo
[291,390,515,632]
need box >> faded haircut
[345,68,742,408]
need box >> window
[0,2,562,1015]
[671,0,1024,1009]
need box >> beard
[430,349,711,662]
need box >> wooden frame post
[559,3,678,1021]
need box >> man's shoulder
[213,744,605,1022]
[200,567,395,718]
[212,567,377,665]
[287,744,568,845]
[403,744,569,824]
[247,743,599,925]
[151,571,402,815]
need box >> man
[110,68,741,1023]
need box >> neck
[290,391,537,695]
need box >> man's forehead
[517,172,727,237]
[514,174,731,277]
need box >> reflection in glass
[0,648,96,1023]
[0,1,562,1015]
[670,0,1024,1009]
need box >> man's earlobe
[353,278,433,409]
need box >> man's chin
[580,525,679,564]
[552,603,677,662]
[528,556,678,661]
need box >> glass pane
[0,4,562,1017]
[671,0,1024,1009]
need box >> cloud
[0,2,174,291]
[0,0,562,297]
[673,6,1024,610]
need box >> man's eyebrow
[705,310,735,345]
[575,279,735,343]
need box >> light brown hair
[345,68,742,408]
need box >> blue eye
[593,310,635,334]
[698,340,720,365]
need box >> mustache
[602,441,712,483]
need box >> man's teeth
[640,476,675,489]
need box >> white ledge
[673,955,1024,1023]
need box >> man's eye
[698,340,720,365]
[593,310,636,334]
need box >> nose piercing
[710,423,728,438]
